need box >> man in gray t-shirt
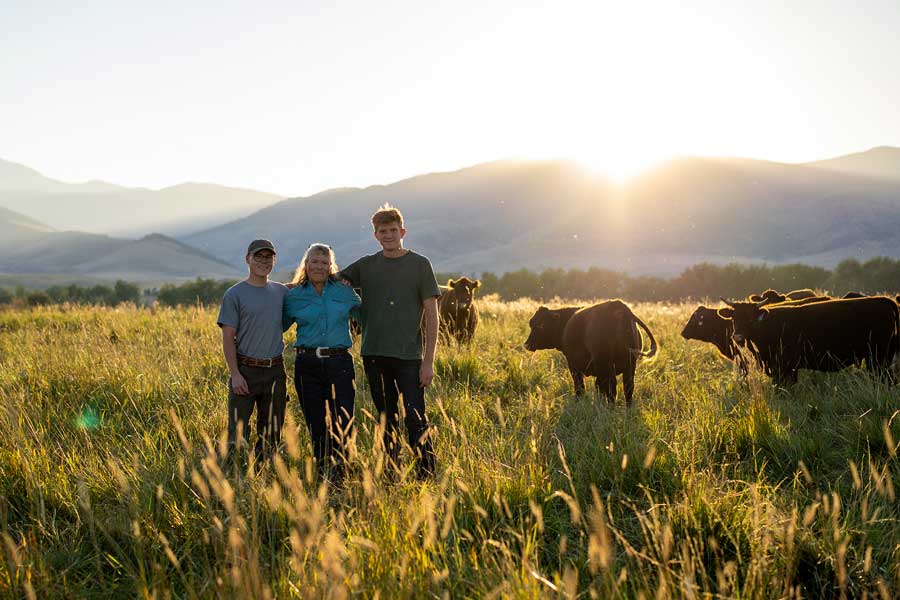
[216,239,289,465]
[218,281,287,360]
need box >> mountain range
[0,159,283,236]
[2,147,900,283]
[185,146,900,275]
[0,206,239,282]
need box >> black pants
[363,355,436,477]
[294,352,355,480]
[227,363,287,462]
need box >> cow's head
[717,298,770,343]
[681,306,726,341]
[748,289,785,305]
[445,277,480,310]
[524,306,568,351]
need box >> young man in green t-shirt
[340,204,441,478]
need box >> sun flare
[577,148,670,184]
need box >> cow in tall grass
[718,296,900,386]
[681,306,751,376]
[438,277,480,343]
[524,300,657,403]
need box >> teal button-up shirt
[282,279,361,349]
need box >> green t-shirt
[340,250,441,360]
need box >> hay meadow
[0,297,898,598]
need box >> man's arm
[419,296,439,387]
[339,258,361,287]
[282,295,295,333]
[221,326,249,395]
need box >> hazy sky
[2,0,899,196]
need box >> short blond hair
[371,203,404,230]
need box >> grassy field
[0,298,898,598]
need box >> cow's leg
[622,350,639,406]
[734,348,750,378]
[595,376,616,404]
[623,367,636,406]
[774,368,798,387]
[570,370,586,396]
[787,369,799,385]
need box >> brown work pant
[227,363,287,462]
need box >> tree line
[467,257,900,302]
[0,278,238,308]
[0,280,142,307]
[2,257,900,308]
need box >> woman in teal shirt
[283,243,361,483]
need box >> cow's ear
[447,279,455,288]
[717,307,734,319]
[749,295,762,302]
[472,279,481,289]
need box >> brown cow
[524,300,657,403]
[439,277,480,343]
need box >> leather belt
[298,347,349,358]
[237,354,284,368]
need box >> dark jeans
[294,352,355,481]
[227,363,287,462]
[363,355,436,478]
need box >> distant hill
[184,148,900,275]
[0,206,55,247]
[0,159,283,237]
[184,160,611,270]
[70,234,240,280]
[0,225,240,281]
[806,146,900,180]
[0,158,124,194]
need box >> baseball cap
[246,239,276,256]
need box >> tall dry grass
[0,299,897,598]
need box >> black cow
[842,291,867,299]
[768,295,833,307]
[748,288,818,305]
[438,277,480,343]
[718,296,900,386]
[681,306,750,376]
[524,300,657,403]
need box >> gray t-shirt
[217,280,289,359]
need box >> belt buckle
[263,357,273,367]
[315,347,327,359]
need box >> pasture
[0,298,898,598]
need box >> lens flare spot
[75,407,100,430]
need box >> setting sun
[576,147,671,183]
